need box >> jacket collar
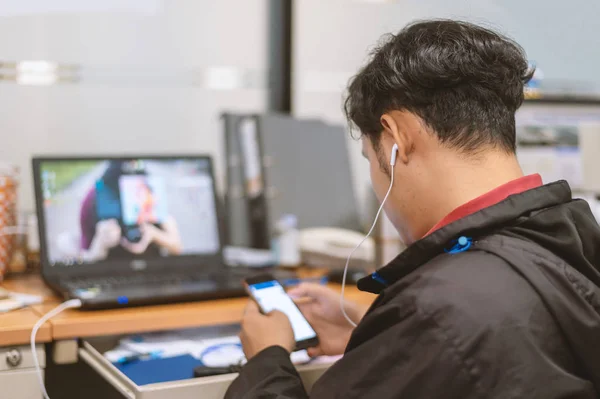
[357,180,573,294]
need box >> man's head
[345,20,533,243]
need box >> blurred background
[2,0,600,275]
[6,2,600,267]
[1,0,599,209]
[0,0,600,272]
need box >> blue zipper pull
[444,236,472,254]
[371,272,388,286]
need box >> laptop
[32,155,263,309]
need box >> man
[225,20,600,398]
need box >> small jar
[8,227,27,274]
[26,214,41,272]
[0,164,19,280]
[272,214,301,268]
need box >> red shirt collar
[425,174,543,236]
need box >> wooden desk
[3,274,375,341]
[2,274,56,302]
[1,273,375,399]
[0,307,51,346]
[1,275,54,346]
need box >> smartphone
[244,274,319,351]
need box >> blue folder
[113,354,204,386]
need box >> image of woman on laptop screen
[42,157,221,266]
[49,160,183,264]
[80,160,183,262]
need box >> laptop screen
[36,157,221,267]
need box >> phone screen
[248,280,317,343]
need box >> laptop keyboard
[63,273,215,291]
[63,268,297,293]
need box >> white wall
[292,0,600,217]
[0,0,271,212]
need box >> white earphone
[340,143,398,327]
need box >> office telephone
[299,227,374,269]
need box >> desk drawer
[79,327,332,399]
[0,344,45,371]
[0,369,44,399]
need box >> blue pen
[115,350,163,365]
[281,276,328,287]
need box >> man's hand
[288,283,368,357]
[239,301,295,360]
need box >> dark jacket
[225,181,600,398]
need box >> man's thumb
[288,283,323,299]
[307,346,324,358]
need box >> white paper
[104,332,317,367]
[11,292,43,306]
[0,291,43,313]
[121,339,197,359]
[518,146,583,188]
[239,118,264,198]
[0,298,24,313]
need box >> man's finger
[291,296,313,306]
[268,310,292,328]
[287,283,310,298]
[268,309,288,320]
[244,300,260,314]
[307,346,324,358]
[288,283,326,300]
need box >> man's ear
[380,113,413,164]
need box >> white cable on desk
[31,299,82,399]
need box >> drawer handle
[6,348,22,368]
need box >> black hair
[101,160,126,191]
[344,19,534,155]
[100,160,148,191]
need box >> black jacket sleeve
[224,346,308,399]
[307,300,484,399]
[225,302,481,399]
